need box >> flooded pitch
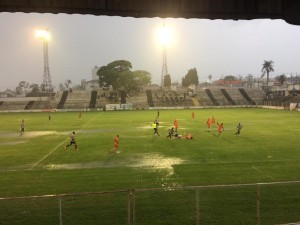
[45,153,185,177]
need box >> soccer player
[174,133,183,139]
[153,122,160,136]
[185,133,193,140]
[166,127,175,139]
[192,111,195,120]
[207,118,212,132]
[217,122,224,137]
[112,134,120,153]
[174,119,179,132]
[65,131,79,150]
[20,119,25,135]
[211,116,216,125]
[235,123,243,136]
[155,117,159,127]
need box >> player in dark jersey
[235,123,243,136]
[65,131,79,150]
[166,127,175,139]
[20,119,25,135]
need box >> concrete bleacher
[127,93,148,109]
[225,88,250,105]
[0,97,50,111]
[151,89,193,107]
[245,88,266,104]
[194,88,214,106]
[0,87,267,111]
[62,91,91,109]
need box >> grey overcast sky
[1,12,300,91]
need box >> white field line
[28,114,99,170]
[28,140,67,170]
[252,166,275,180]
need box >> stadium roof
[1,0,300,25]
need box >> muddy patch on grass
[0,131,62,138]
[0,141,28,146]
[79,129,115,134]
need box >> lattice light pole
[37,29,53,93]
[159,21,171,87]
[161,44,168,87]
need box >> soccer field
[0,108,300,224]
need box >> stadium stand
[0,87,269,111]
[221,89,236,105]
[25,101,35,110]
[239,88,256,105]
[63,91,91,109]
[191,97,200,106]
[205,89,219,106]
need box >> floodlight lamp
[36,29,50,40]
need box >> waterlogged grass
[0,108,300,224]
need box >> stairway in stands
[191,97,200,106]
[146,90,154,107]
[89,91,97,108]
[221,89,236,105]
[238,88,256,105]
[205,89,219,106]
[57,91,68,109]
[25,101,35,110]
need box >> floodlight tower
[159,21,170,87]
[37,29,53,93]
[161,43,168,87]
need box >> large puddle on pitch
[45,153,185,177]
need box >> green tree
[16,81,30,95]
[223,75,237,81]
[29,83,39,94]
[181,68,199,87]
[132,70,151,88]
[277,74,286,85]
[207,74,212,83]
[97,60,151,90]
[261,60,274,85]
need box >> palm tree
[261,60,274,85]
